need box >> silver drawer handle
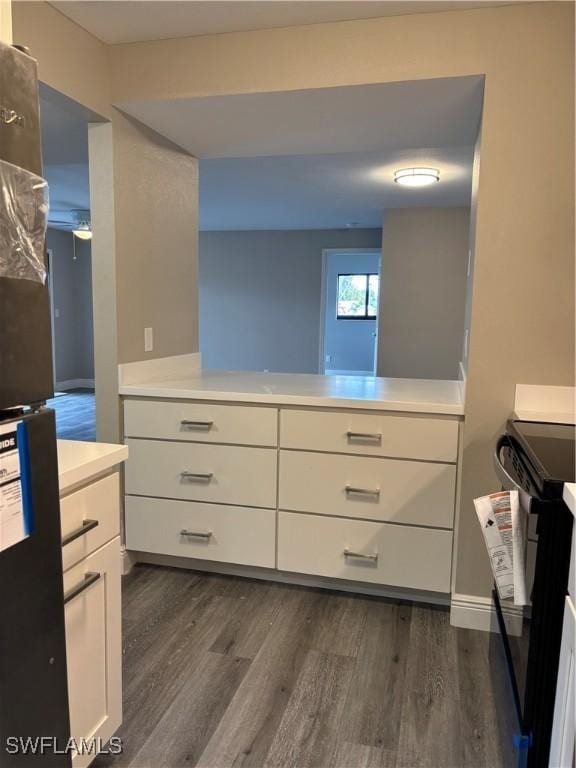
[180,471,214,482]
[180,529,212,540]
[346,431,382,443]
[64,572,101,605]
[181,420,214,430]
[345,485,380,499]
[344,548,379,562]
[62,519,99,547]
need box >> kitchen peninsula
[120,358,465,604]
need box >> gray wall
[89,113,198,442]
[46,228,94,384]
[377,208,470,380]
[199,229,382,373]
[112,111,199,364]
[323,250,380,374]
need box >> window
[337,273,379,319]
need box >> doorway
[319,249,381,376]
[40,85,96,441]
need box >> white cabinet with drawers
[58,442,127,768]
[123,397,460,599]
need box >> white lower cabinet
[278,511,453,592]
[550,596,576,768]
[125,495,276,568]
[123,399,460,598]
[279,449,456,528]
[64,536,122,768]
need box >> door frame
[45,247,57,389]
[318,248,382,375]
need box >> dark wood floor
[47,389,96,441]
[94,565,506,768]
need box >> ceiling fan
[47,209,92,240]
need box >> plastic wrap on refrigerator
[0,159,48,284]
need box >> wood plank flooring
[47,389,96,441]
[93,566,506,768]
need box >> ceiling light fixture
[394,167,440,187]
[72,221,92,240]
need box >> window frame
[336,272,379,320]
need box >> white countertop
[563,483,576,518]
[513,384,575,424]
[57,440,128,495]
[119,369,464,416]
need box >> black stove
[491,419,574,768]
[507,420,575,499]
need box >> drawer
[278,512,452,592]
[280,409,458,462]
[279,450,456,528]
[125,496,276,568]
[60,473,120,572]
[124,399,278,446]
[125,438,277,509]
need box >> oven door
[491,435,539,765]
[490,588,532,767]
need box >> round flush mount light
[394,167,440,187]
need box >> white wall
[199,229,382,373]
[46,228,94,385]
[323,251,380,374]
[377,208,470,380]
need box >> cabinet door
[64,537,121,768]
[550,596,575,768]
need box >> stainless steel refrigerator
[0,41,71,766]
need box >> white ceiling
[50,1,516,44]
[200,146,473,230]
[39,75,482,230]
[126,76,482,228]
[122,76,484,159]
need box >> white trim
[325,369,374,376]
[121,546,136,576]
[458,360,467,408]
[129,551,450,606]
[118,352,201,387]
[450,592,524,636]
[55,378,95,391]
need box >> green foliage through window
[337,273,379,319]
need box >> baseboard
[55,378,95,391]
[127,550,451,607]
[324,369,373,377]
[121,546,136,576]
[450,592,524,636]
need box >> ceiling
[50,1,517,44]
[200,146,473,230]
[122,76,483,160]
[39,75,482,231]
[40,85,90,229]
[132,76,482,228]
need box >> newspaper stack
[474,490,528,605]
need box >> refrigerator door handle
[63,572,101,605]
[61,518,99,547]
